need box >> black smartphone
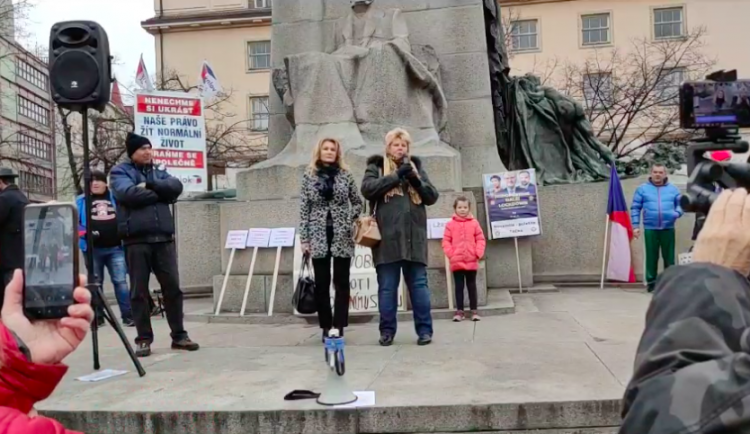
[23,203,80,320]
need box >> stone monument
[209,0,529,315]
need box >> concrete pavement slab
[37,288,648,433]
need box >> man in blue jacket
[77,169,133,327]
[631,164,684,292]
[110,133,199,357]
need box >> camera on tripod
[680,70,750,215]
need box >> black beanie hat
[126,132,151,158]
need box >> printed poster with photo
[482,169,542,239]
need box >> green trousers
[644,228,676,287]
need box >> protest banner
[133,90,208,193]
[482,169,542,240]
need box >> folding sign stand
[599,217,611,290]
[215,230,249,315]
[267,228,296,316]
[240,228,271,316]
[427,218,453,310]
[513,237,523,294]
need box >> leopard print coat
[299,168,363,259]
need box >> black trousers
[125,241,187,344]
[453,270,478,310]
[311,226,351,330]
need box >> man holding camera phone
[110,133,199,358]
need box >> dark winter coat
[0,185,28,271]
[109,161,183,245]
[299,167,363,259]
[361,155,439,266]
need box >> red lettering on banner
[152,149,205,168]
[136,95,202,116]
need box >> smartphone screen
[23,204,78,320]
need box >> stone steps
[42,399,621,434]
[186,289,515,325]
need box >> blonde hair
[382,128,421,205]
[385,128,412,156]
[307,138,348,173]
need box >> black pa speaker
[48,21,112,113]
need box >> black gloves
[396,163,414,178]
[408,176,422,187]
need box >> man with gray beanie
[110,132,199,357]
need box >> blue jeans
[92,246,132,321]
[376,261,433,338]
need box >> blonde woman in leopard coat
[299,138,363,341]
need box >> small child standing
[442,196,487,322]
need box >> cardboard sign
[427,218,451,240]
[269,227,296,248]
[225,230,249,249]
[246,228,272,248]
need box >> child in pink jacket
[442,196,487,322]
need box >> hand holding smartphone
[22,203,79,320]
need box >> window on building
[250,96,269,131]
[16,60,48,91]
[17,96,50,126]
[510,19,539,52]
[253,0,272,8]
[19,170,53,196]
[657,67,685,105]
[583,72,613,110]
[19,134,52,161]
[654,7,684,39]
[247,41,271,70]
[581,13,611,46]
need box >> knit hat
[710,150,732,162]
[126,132,151,158]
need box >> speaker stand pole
[80,108,146,377]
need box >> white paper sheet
[334,391,375,408]
[75,369,128,382]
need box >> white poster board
[482,169,542,239]
[269,228,296,247]
[134,90,208,192]
[247,228,271,248]
[427,218,454,310]
[225,230,249,250]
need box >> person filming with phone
[621,188,750,433]
[110,133,199,358]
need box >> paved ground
[38,288,650,413]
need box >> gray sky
[23,0,156,91]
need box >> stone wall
[174,176,695,291]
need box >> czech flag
[605,165,636,283]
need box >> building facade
[501,0,749,77]
[500,0,750,150]
[141,0,272,190]
[0,38,56,202]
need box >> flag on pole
[606,165,636,283]
[200,61,222,98]
[135,54,154,91]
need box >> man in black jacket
[110,133,199,357]
[0,168,28,308]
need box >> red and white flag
[135,54,154,92]
[605,165,636,282]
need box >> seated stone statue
[504,74,615,185]
[268,0,451,164]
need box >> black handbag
[293,253,317,314]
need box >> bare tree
[552,27,715,157]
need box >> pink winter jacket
[442,214,487,272]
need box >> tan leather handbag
[353,203,380,248]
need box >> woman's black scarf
[316,163,339,201]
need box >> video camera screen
[680,80,750,129]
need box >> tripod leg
[97,286,146,377]
[90,283,101,370]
